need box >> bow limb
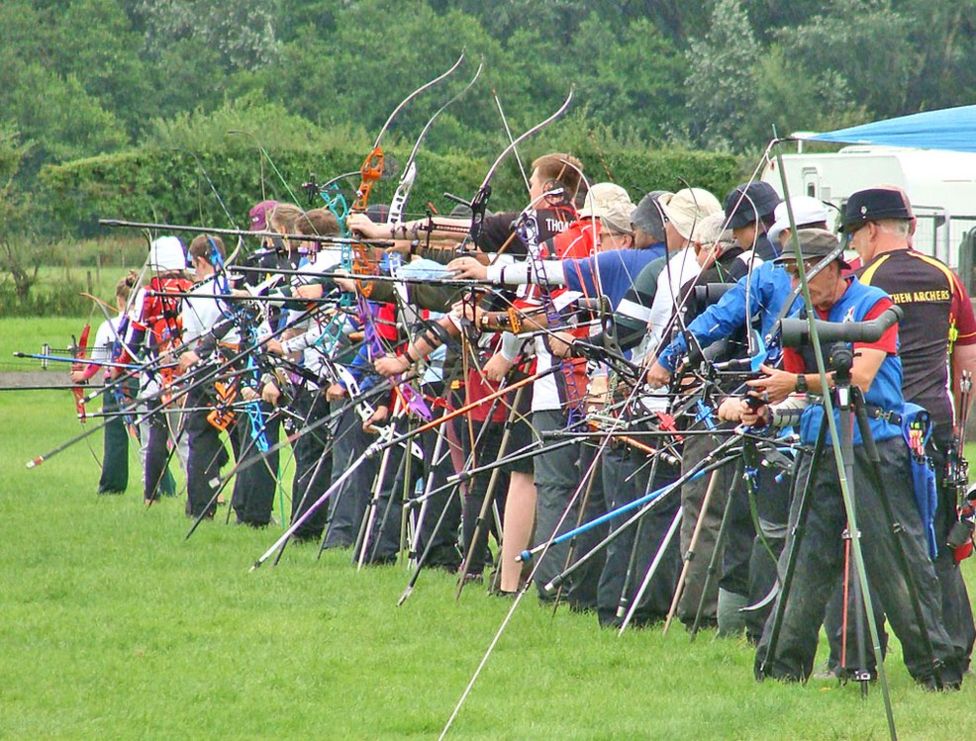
[226,128,307,210]
[387,61,484,226]
[354,51,466,213]
[491,90,532,194]
[71,323,91,422]
[174,147,246,262]
[467,88,574,248]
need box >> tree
[897,0,976,111]
[747,44,868,143]
[50,0,154,139]
[774,0,914,119]
[569,15,687,143]
[0,127,40,301]
[684,0,760,150]
[135,0,280,71]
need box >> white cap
[767,196,830,247]
[659,187,723,243]
[148,236,187,272]
[578,182,633,219]
[598,200,637,234]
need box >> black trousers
[359,419,409,564]
[232,401,280,526]
[755,438,963,687]
[184,385,231,519]
[290,388,332,540]
[98,394,129,494]
[411,411,463,571]
[144,403,176,501]
[596,445,680,627]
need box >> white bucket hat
[659,188,723,243]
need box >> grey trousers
[824,440,975,672]
[531,409,602,609]
[323,402,376,549]
[676,432,739,625]
[755,438,963,687]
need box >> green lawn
[0,315,89,372]
[3,318,976,738]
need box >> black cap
[723,182,781,229]
[839,187,913,232]
[774,228,849,268]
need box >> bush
[39,142,503,236]
[40,141,741,237]
[37,97,742,232]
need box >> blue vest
[798,278,903,446]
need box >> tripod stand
[758,342,948,695]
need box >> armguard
[770,395,808,428]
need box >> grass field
[3,318,976,739]
[0,315,89,372]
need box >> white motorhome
[762,144,976,292]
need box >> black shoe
[489,588,518,599]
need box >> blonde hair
[116,270,139,302]
[268,203,304,235]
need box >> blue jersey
[657,261,795,372]
[792,278,903,446]
[560,243,666,309]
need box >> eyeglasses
[782,259,818,277]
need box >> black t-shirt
[668,247,752,379]
[477,204,576,255]
[857,249,976,440]
[241,248,302,330]
[753,233,778,261]
[679,246,749,325]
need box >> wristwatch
[794,374,808,393]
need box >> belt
[864,404,903,426]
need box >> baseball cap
[774,228,849,269]
[249,200,278,231]
[767,196,830,247]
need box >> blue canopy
[800,105,976,153]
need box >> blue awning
[800,105,976,153]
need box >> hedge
[39,142,741,236]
